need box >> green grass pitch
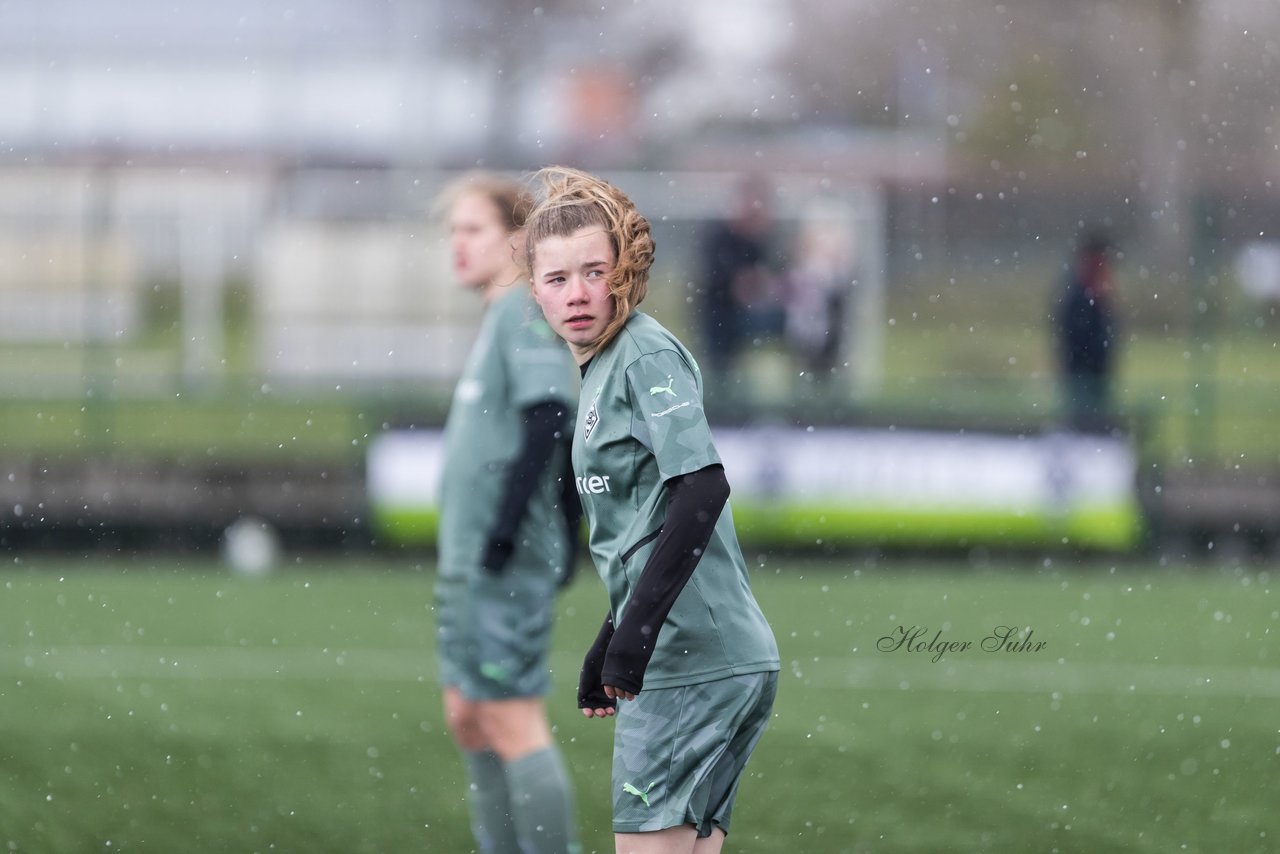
[0,556,1276,853]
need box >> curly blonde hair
[525,166,655,356]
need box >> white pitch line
[791,657,1280,699]
[0,646,437,683]
[2,646,1279,700]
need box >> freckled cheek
[546,299,569,326]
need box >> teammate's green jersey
[438,286,577,580]
[573,312,779,690]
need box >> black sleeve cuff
[578,613,617,709]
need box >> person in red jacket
[1052,231,1118,431]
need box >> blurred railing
[2,367,1275,466]
[0,163,1275,473]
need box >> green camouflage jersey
[573,312,779,690]
[438,286,577,580]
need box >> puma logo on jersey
[576,474,612,494]
[622,781,657,807]
[648,376,676,397]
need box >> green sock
[462,750,520,854]
[507,747,580,854]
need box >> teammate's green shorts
[435,571,558,701]
[610,670,778,837]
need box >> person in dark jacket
[1053,231,1118,431]
[697,175,778,382]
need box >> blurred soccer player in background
[434,173,581,854]
[527,166,779,854]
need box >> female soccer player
[435,172,581,854]
[526,167,780,854]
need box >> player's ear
[510,228,528,269]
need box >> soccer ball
[221,517,280,576]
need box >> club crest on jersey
[583,401,600,442]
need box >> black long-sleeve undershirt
[577,612,616,710]
[557,450,584,587]
[481,400,575,575]
[578,463,730,706]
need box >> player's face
[531,227,617,363]
[447,192,513,290]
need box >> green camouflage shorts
[611,670,778,837]
[435,571,557,701]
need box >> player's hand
[578,618,618,716]
[604,684,637,702]
[481,537,514,575]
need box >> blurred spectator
[697,175,781,380]
[783,206,854,383]
[1052,231,1118,431]
[1234,241,1280,324]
